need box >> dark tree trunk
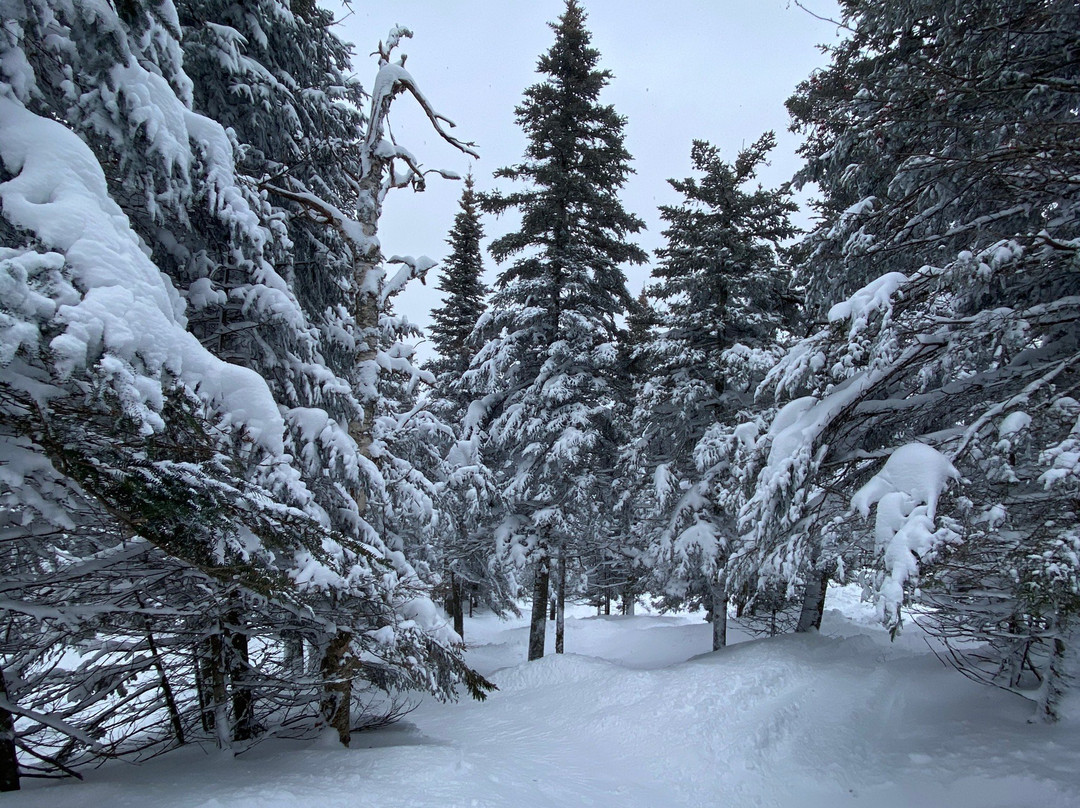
[227,612,254,742]
[134,595,184,745]
[452,577,465,641]
[320,631,353,746]
[145,621,184,745]
[604,594,610,616]
[711,578,728,651]
[283,633,305,677]
[0,667,19,792]
[528,559,550,661]
[555,554,566,654]
[621,591,635,616]
[796,567,830,633]
[195,644,213,733]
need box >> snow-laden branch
[366,59,479,159]
[383,254,437,303]
[362,27,478,195]
[261,183,376,259]
[850,443,960,630]
[0,696,102,751]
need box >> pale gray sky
[326,1,842,355]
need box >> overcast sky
[325,1,843,356]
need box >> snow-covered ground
[11,586,1080,807]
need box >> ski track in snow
[9,587,1080,808]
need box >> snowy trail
[9,591,1080,807]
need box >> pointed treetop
[428,171,488,375]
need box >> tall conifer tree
[426,176,516,638]
[630,136,796,649]
[468,0,646,660]
[0,1,490,778]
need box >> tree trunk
[528,559,550,661]
[208,632,231,750]
[555,553,566,655]
[144,620,184,745]
[1036,618,1068,723]
[452,576,465,642]
[711,577,728,651]
[320,631,353,746]
[604,594,610,616]
[346,158,387,517]
[796,566,830,633]
[283,633,305,678]
[0,667,19,792]
[195,644,213,733]
[227,612,255,742]
[621,591,635,616]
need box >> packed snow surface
[10,588,1080,807]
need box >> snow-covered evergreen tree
[630,136,796,648]
[0,0,488,783]
[582,295,654,618]
[178,0,372,540]
[467,0,646,660]
[425,175,517,637]
[739,0,1080,718]
[203,14,489,746]
[430,174,488,380]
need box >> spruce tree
[430,174,488,379]
[427,176,519,638]
[468,0,646,660]
[0,0,490,777]
[630,135,796,649]
[739,0,1080,717]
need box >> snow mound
[491,652,620,692]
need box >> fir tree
[739,0,1080,718]
[468,0,646,660]
[430,174,488,379]
[630,135,796,649]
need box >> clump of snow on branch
[0,95,288,455]
[851,443,960,629]
[827,271,907,338]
